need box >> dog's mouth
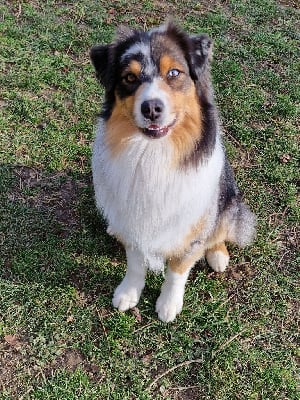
[142,120,176,139]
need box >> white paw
[206,250,229,272]
[156,292,183,323]
[112,282,141,312]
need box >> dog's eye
[124,73,137,83]
[167,69,181,79]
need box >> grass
[0,0,299,399]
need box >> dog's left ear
[90,44,115,90]
[188,34,213,81]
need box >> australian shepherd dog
[90,22,256,322]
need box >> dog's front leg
[112,247,147,312]
[156,246,204,322]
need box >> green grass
[0,0,299,399]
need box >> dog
[90,22,256,322]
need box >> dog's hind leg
[205,242,229,273]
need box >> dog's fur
[90,22,256,322]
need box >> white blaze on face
[121,41,150,62]
[133,78,175,129]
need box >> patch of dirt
[277,225,299,273]
[45,348,101,381]
[279,226,299,252]
[224,259,256,281]
[277,0,300,9]
[9,166,87,237]
[0,334,31,395]
[163,386,201,400]
[0,334,101,397]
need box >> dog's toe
[112,294,137,311]
[156,295,183,323]
[112,284,140,312]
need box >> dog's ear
[188,34,213,81]
[90,27,135,89]
[116,25,135,41]
[164,22,213,82]
[90,44,114,89]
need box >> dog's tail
[226,198,257,247]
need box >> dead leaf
[4,334,22,349]
[110,259,121,267]
[280,154,291,163]
[66,315,74,323]
[231,270,242,280]
[131,307,142,323]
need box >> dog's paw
[112,283,141,312]
[155,292,183,323]
[206,250,229,272]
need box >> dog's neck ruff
[92,119,224,267]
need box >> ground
[0,0,299,399]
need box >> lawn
[0,0,299,399]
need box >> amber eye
[124,73,137,83]
[167,69,181,79]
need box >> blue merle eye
[167,69,181,78]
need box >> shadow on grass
[0,164,125,298]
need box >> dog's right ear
[188,34,213,81]
[90,44,114,89]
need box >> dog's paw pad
[206,250,229,272]
[155,295,183,323]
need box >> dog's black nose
[141,99,164,121]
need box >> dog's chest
[93,129,223,252]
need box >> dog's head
[91,22,213,143]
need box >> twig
[168,385,199,391]
[133,321,156,333]
[214,295,233,312]
[96,307,111,350]
[212,329,246,358]
[225,131,244,149]
[277,250,289,269]
[146,357,204,391]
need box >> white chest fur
[92,120,224,268]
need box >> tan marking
[123,60,142,78]
[148,77,202,166]
[206,226,227,250]
[158,54,203,167]
[169,84,202,166]
[173,218,205,255]
[165,217,206,260]
[205,242,229,259]
[168,246,204,275]
[169,221,230,275]
[165,217,206,275]
[159,55,185,78]
[204,213,232,251]
[105,96,137,156]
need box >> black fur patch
[90,30,150,119]
[218,157,240,213]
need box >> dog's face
[91,22,213,158]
